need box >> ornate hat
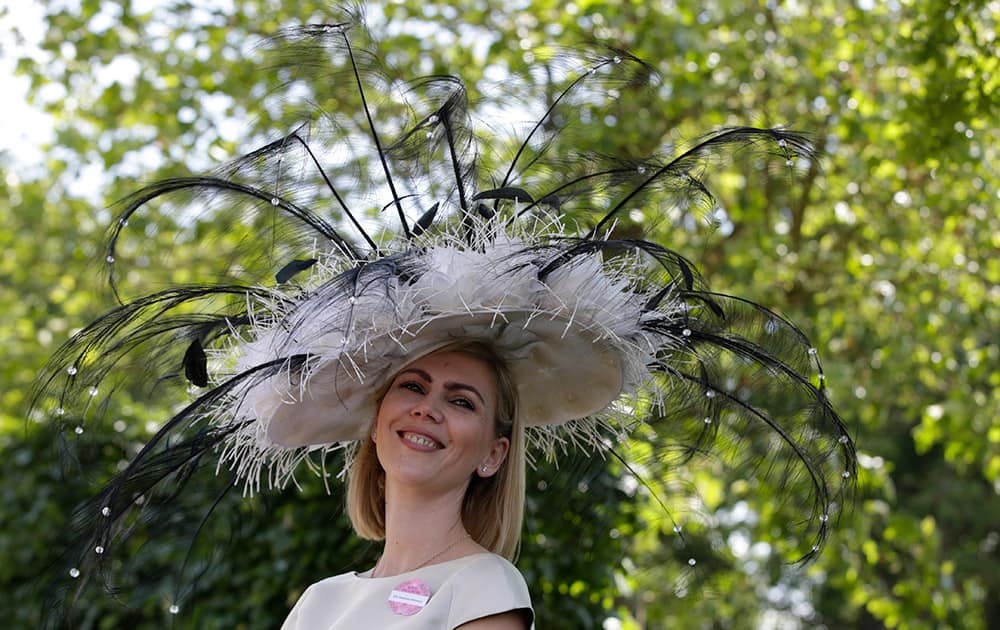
[34,19,856,615]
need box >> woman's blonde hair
[346,340,525,560]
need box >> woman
[283,344,533,628]
[36,19,855,627]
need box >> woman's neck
[374,480,477,578]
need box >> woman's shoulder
[447,552,525,582]
[302,569,359,589]
[287,569,358,606]
[442,553,533,628]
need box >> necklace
[373,533,472,578]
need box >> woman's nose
[410,400,442,423]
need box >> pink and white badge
[387,578,431,616]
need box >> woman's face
[373,351,510,495]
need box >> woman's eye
[451,398,474,410]
[400,381,424,394]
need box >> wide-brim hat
[263,312,626,446]
[214,227,655,481]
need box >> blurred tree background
[1,1,997,628]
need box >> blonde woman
[283,344,532,628]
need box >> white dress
[281,553,534,629]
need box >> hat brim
[265,312,625,447]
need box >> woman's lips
[398,430,444,450]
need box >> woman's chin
[386,463,471,496]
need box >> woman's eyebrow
[398,367,431,381]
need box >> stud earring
[481,466,488,473]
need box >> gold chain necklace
[373,533,472,578]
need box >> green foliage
[2,0,997,628]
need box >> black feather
[412,202,440,237]
[684,292,726,319]
[677,258,695,291]
[275,258,318,284]
[472,187,534,203]
[642,285,674,313]
[475,203,495,220]
[183,340,209,387]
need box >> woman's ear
[478,436,510,477]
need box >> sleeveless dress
[281,552,534,629]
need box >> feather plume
[33,17,856,618]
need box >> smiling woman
[364,342,523,553]
[283,347,533,628]
[372,352,509,501]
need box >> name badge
[387,579,431,616]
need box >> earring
[481,466,488,473]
